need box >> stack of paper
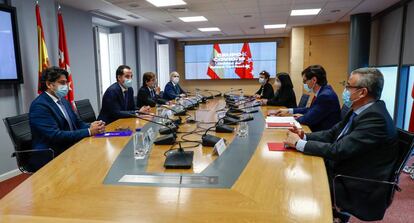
[265,116,302,129]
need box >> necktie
[57,100,75,131]
[150,89,155,98]
[124,91,128,110]
[337,112,357,140]
[175,85,179,94]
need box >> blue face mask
[124,78,133,88]
[55,84,68,98]
[303,82,313,93]
[342,89,353,107]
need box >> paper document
[265,116,302,129]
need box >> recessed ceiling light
[198,27,220,32]
[290,8,321,16]
[146,0,186,7]
[165,20,172,23]
[179,16,207,22]
[243,15,252,18]
[264,24,286,29]
[330,9,341,13]
[128,3,139,8]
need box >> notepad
[267,142,296,152]
[265,116,302,129]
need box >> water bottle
[239,91,245,101]
[133,128,145,159]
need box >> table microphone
[180,97,199,110]
[228,103,261,113]
[162,104,187,116]
[164,141,194,169]
[137,111,181,135]
[134,115,176,145]
[201,114,254,147]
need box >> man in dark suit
[274,65,341,131]
[163,71,186,100]
[29,67,105,171]
[98,65,150,124]
[284,68,398,222]
[137,72,165,107]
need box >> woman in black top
[261,72,297,108]
[255,70,274,100]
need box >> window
[404,67,414,130]
[157,42,170,90]
[376,66,398,118]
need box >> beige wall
[176,38,290,95]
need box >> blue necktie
[150,89,155,98]
[57,100,75,131]
[337,112,357,140]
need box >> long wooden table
[0,98,332,222]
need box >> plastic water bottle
[133,128,145,159]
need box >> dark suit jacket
[98,83,136,124]
[303,100,398,220]
[255,82,274,99]
[29,92,90,169]
[294,85,340,131]
[267,87,297,108]
[137,86,160,107]
[163,81,185,100]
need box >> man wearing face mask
[254,70,274,99]
[163,71,186,100]
[274,65,341,131]
[98,65,151,124]
[284,68,398,222]
[137,72,165,107]
[29,67,106,171]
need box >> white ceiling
[58,0,400,40]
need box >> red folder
[267,122,295,128]
[267,142,296,152]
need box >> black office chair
[332,128,414,221]
[3,113,54,173]
[297,94,310,107]
[74,99,96,123]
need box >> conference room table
[0,97,332,222]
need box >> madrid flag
[58,8,75,104]
[235,42,253,79]
[36,3,50,93]
[409,83,414,132]
[207,43,225,79]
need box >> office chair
[74,99,96,124]
[297,94,310,107]
[332,128,414,221]
[3,113,54,173]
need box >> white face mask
[124,78,133,88]
[274,80,281,90]
[172,77,179,84]
[259,78,265,84]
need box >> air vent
[89,9,126,21]
[167,7,188,12]
[211,34,223,37]
[128,14,140,19]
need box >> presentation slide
[184,42,277,80]
[0,10,18,80]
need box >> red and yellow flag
[58,8,75,105]
[36,3,50,94]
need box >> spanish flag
[36,3,50,94]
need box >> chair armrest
[332,174,401,210]
[11,148,55,159]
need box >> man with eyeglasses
[273,65,341,131]
[284,68,398,222]
[29,67,106,171]
[163,71,186,100]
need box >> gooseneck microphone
[134,114,176,145]
[136,111,181,135]
[162,104,187,116]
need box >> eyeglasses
[345,85,363,90]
